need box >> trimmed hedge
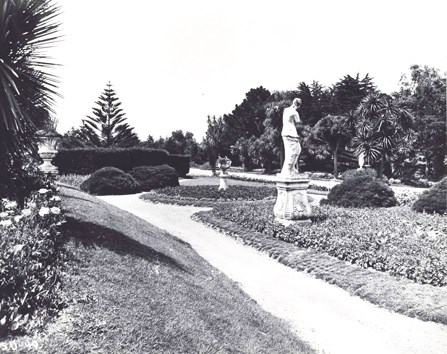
[322,175,397,208]
[53,148,169,175]
[167,154,190,177]
[80,167,140,195]
[128,165,179,191]
[412,177,447,214]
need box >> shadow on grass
[63,217,188,273]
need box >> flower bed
[197,202,447,286]
[0,178,65,335]
[151,185,276,202]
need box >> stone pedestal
[37,132,60,175]
[218,173,229,191]
[273,174,311,225]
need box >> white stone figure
[274,98,311,225]
[358,152,365,170]
[216,156,232,191]
[280,98,302,178]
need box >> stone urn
[37,130,61,175]
[216,156,232,191]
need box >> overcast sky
[51,0,447,141]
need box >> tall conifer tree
[81,82,139,147]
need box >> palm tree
[0,0,61,197]
[354,93,414,177]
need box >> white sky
[51,0,447,141]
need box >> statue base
[273,173,311,223]
[218,173,229,191]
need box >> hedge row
[53,148,190,177]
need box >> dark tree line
[202,68,446,181]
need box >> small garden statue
[217,156,232,191]
[37,129,61,175]
[358,152,365,170]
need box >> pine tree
[81,82,139,147]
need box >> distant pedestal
[273,174,311,225]
[218,173,229,191]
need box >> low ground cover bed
[150,185,276,201]
[204,202,447,286]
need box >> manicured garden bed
[200,201,447,286]
[141,185,277,207]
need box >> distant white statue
[280,98,302,178]
[358,152,365,170]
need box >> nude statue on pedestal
[280,98,302,178]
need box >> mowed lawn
[3,185,313,354]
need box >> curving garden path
[99,194,447,354]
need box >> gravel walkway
[99,194,447,354]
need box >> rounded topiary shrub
[128,164,179,191]
[322,175,397,208]
[341,168,377,181]
[412,177,447,214]
[80,167,140,195]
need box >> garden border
[190,209,447,326]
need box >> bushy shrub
[201,201,447,286]
[53,148,169,175]
[322,175,397,208]
[152,185,275,201]
[167,154,190,177]
[128,165,179,191]
[412,177,447,214]
[80,167,140,195]
[0,177,65,335]
[340,168,377,180]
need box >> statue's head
[292,98,302,109]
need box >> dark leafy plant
[322,175,397,208]
[412,177,447,214]
[128,165,179,191]
[340,168,377,180]
[80,167,140,195]
[0,0,61,198]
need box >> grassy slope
[2,186,313,354]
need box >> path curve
[99,194,447,354]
